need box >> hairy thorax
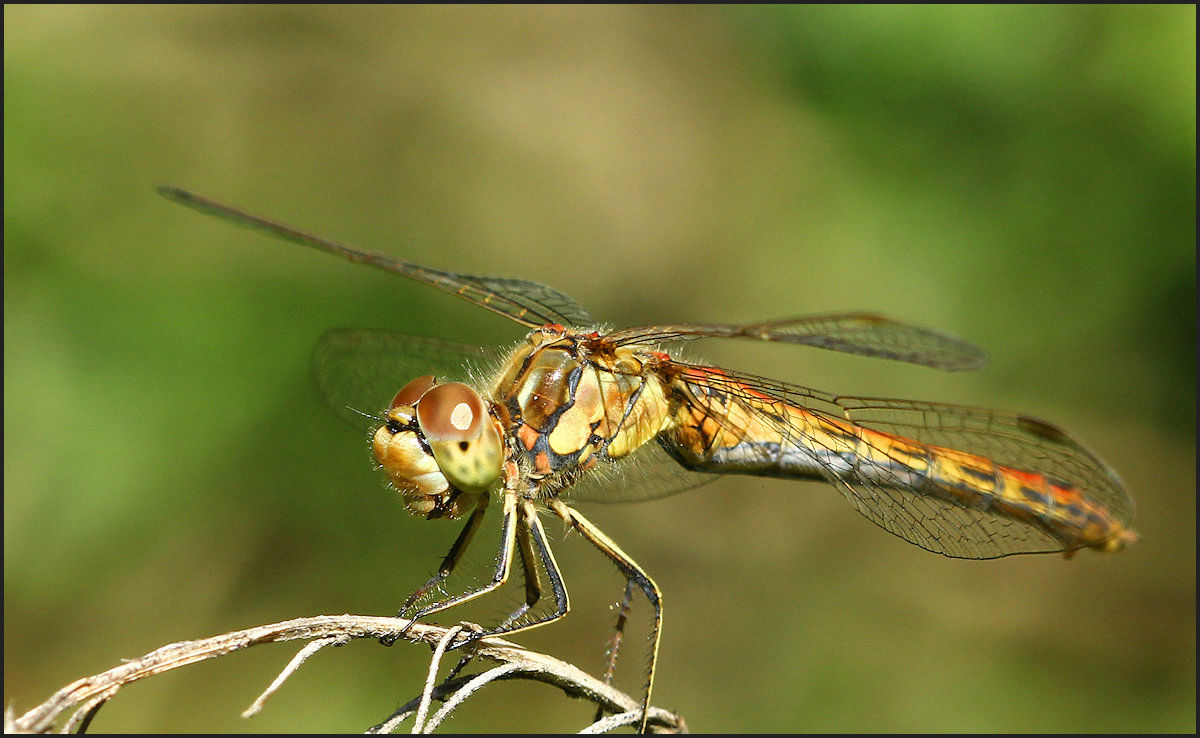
[491,328,676,492]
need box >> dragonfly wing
[562,439,718,504]
[604,313,987,371]
[837,397,1133,526]
[823,399,1131,558]
[451,272,593,328]
[159,186,592,328]
[312,329,502,430]
[663,364,1132,559]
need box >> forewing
[160,186,592,328]
[604,313,987,371]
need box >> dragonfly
[160,186,1137,733]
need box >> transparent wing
[311,328,502,430]
[562,439,718,504]
[666,363,1131,559]
[839,397,1133,526]
[159,186,593,328]
[603,313,987,372]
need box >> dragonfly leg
[594,579,635,722]
[491,505,545,632]
[381,489,517,646]
[547,498,662,735]
[452,499,571,644]
[393,495,489,614]
[604,580,635,683]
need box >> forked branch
[5,614,686,734]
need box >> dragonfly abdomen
[665,369,1133,555]
[861,429,1132,552]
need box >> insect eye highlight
[415,382,502,494]
[417,383,486,442]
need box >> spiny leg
[594,579,636,722]
[493,506,543,632]
[396,495,489,615]
[419,504,572,723]
[604,580,636,684]
[548,498,662,734]
[380,501,489,646]
[383,489,518,647]
[519,500,571,629]
[455,500,571,645]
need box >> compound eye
[390,375,437,410]
[417,382,485,442]
[416,383,503,494]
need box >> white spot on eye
[450,402,474,430]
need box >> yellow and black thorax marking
[492,329,674,491]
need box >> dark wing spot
[1017,415,1072,446]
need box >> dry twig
[5,614,686,734]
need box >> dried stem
[5,614,686,734]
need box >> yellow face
[372,376,503,519]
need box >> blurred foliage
[5,5,1194,733]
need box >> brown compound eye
[417,382,485,442]
[390,375,437,410]
[415,383,503,493]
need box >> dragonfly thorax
[372,376,503,519]
[494,329,675,488]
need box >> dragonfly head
[373,376,503,519]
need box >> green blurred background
[5,5,1194,733]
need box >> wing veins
[159,186,591,328]
[665,361,1126,558]
[605,313,987,372]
